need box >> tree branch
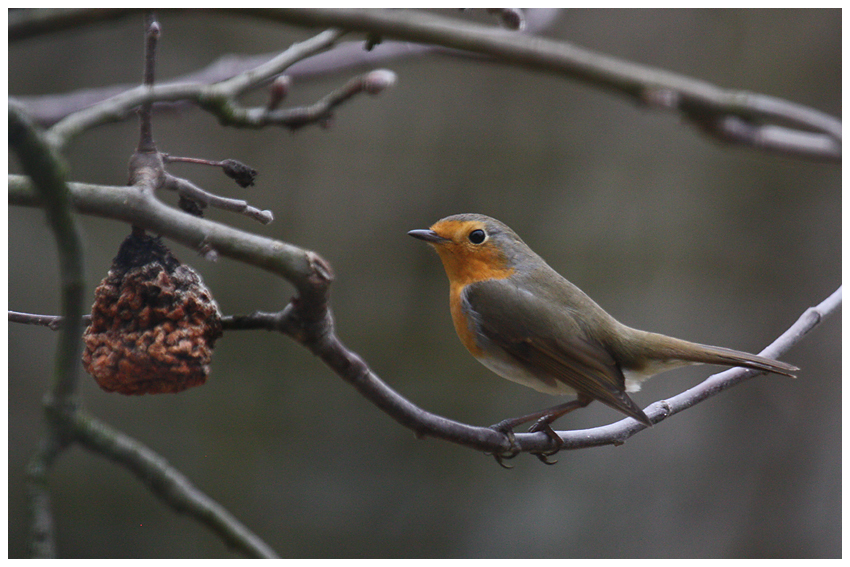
[67,409,278,558]
[43,28,347,151]
[161,173,273,224]
[202,68,396,130]
[547,286,842,451]
[12,9,837,161]
[9,105,86,558]
[9,108,85,403]
[12,10,561,127]
[255,8,840,161]
[10,175,841,459]
[24,435,64,558]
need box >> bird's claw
[487,421,521,469]
[528,420,564,465]
[487,417,565,466]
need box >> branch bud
[487,8,525,31]
[221,159,258,188]
[363,69,397,95]
[267,75,291,111]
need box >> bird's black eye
[468,229,486,244]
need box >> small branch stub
[82,231,222,395]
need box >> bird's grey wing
[463,278,649,423]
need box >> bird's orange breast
[432,236,515,359]
[449,281,485,357]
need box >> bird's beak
[408,229,450,244]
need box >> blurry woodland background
[9,9,840,558]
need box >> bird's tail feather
[649,333,798,378]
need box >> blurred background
[9,9,840,558]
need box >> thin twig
[8,310,261,332]
[8,310,90,330]
[206,68,397,130]
[44,28,345,150]
[137,13,160,153]
[162,174,273,224]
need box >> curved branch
[9,107,85,402]
[9,174,331,309]
[9,105,86,557]
[549,286,841,450]
[68,409,278,558]
[10,175,841,459]
[256,8,840,161]
[12,9,838,161]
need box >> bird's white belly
[476,354,692,396]
[475,354,578,396]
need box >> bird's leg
[489,396,592,465]
[490,396,591,435]
[528,396,592,464]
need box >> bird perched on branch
[409,213,797,462]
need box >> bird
[409,213,797,461]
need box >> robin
[409,213,797,462]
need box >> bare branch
[11,9,558,125]
[258,8,840,161]
[43,28,345,150]
[10,175,326,300]
[203,67,397,130]
[14,10,835,161]
[10,175,840,460]
[162,156,258,188]
[8,309,248,331]
[137,13,160,153]
[162,173,273,224]
[8,310,89,330]
[547,286,842,452]
[9,105,85,557]
[67,409,279,558]
[8,107,85,404]
[11,33,523,127]
[25,435,66,558]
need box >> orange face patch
[428,219,515,287]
